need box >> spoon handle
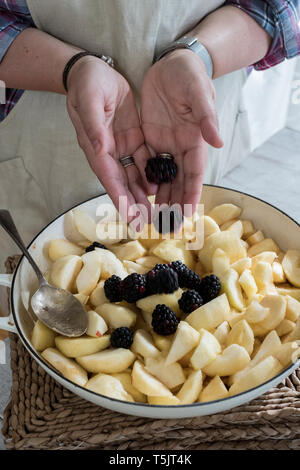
[0,210,46,285]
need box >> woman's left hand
[141,49,223,215]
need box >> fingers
[182,142,207,215]
[200,115,223,148]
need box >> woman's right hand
[66,56,155,221]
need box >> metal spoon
[0,210,88,337]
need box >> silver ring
[157,153,173,159]
[119,155,135,168]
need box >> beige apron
[0,0,250,267]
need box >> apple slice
[239,269,257,300]
[224,220,243,238]
[64,211,87,243]
[123,260,148,275]
[76,251,102,295]
[226,319,254,355]
[273,341,300,367]
[73,293,89,305]
[220,218,238,231]
[112,372,147,402]
[72,209,97,242]
[276,319,295,337]
[213,321,230,348]
[252,261,276,294]
[246,230,264,246]
[85,374,134,402]
[231,257,252,275]
[285,295,300,322]
[229,356,282,396]
[148,395,180,405]
[97,303,136,329]
[152,239,195,269]
[145,354,185,389]
[131,329,160,359]
[131,360,172,397]
[50,255,83,292]
[212,248,230,279]
[248,239,280,257]
[55,334,110,357]
[111,240,146,261]
[31,320,56,351]
[199,376,229,402]
[90,281,108,307]
[165,321,200,366]
[282,250,300,287]
[198,231,246,272]
[94,248,127,279]
[176,370,203,404]
[202,215,220,238]
[203,344,250,377]
[152,332,174,352]
[190,329,221,369]
[41,348,88,386]
[222,268,245,311]
[77,348,135,373]
[272,261,286,283]
[86,310,108,337]
[48,239,83,261]
[136,290,183,316]
[258,295,287,331]
[242,220,255,239]
[208,203,242,226]
[186,293,230,331]
[135,256,165,269]
[282,317,300,343]
[277,286,300,302]
[251,251,277,268]
[243,300,270,324]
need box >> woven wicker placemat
[2,256,300,450]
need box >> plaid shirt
[0,0,300,121]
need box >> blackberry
[121,273,147,303]
[154,206,184,234]
[104,275,123,302]
[110,327,133,349]
[178,290,203,314]
[151,304,179,336]
[198,274,221,303]
[145,155,177,184]
[146,265,178,294]
[170,261,201,291]
[85,241,108,253]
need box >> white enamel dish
[1,184,300,419]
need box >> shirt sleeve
[0,0,34,62]
[225,1,300,70]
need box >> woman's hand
[141,49,223,215]
[66,56,154,220]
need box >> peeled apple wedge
[199,376,229,402]
[239,269,257,300]
[152,239,195,269]
[97,221,128,245]
[282,250,300,287]
[247,239,280,257]
[202,216,220,238]
[55,334,110,358]
[277,286,300,302]
[86,310,108,337]
[64,211,87,243]
[85,374,134,402]
[123,260,148,275]
[226,319,254,355]
[77,348,136,374]
[212,248,230,279]
[273,341,300,367]
[148,395,180,405]
[73,293,89,305]
[186,293,230,331]
[165,321,200,366]
[131,360,172,397]
[242,220,255,239]
[97,303,136,329]
[31,320,56,351]
[94,247,127,279]
[89,281,108,307]
[246,230,264,246]
[41,348,88,386]
[135,256,165,269]
[136,290,183,316]
[220,218,238,231]
[272,261,286,283]
[176,370,203,404]
[152,332,174,352]
[131,329,160,359]
[251,251,277,268]
[224,220,243,238]
[76,251,102,295]
[213,321,230,348]
[145,354,185,389]
[243,300,270,324]
[48,239,83,261]
[72,209,97,242]
[231,257,252,275]
[50,255,83,292]
[276,319,295,337]
[203,344,250,377]
[190,329,221,370]
[198,232,246,272]
[285,296,300,322]
[111,240,146,261]
[252,262,275,294]
[229,356,282,396]
[257,295,287,332]
[222,268,245,311]
[283,317,300,343]
[208,203,242,226]
[112,372,147,402]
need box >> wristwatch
[154,36,213,78]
